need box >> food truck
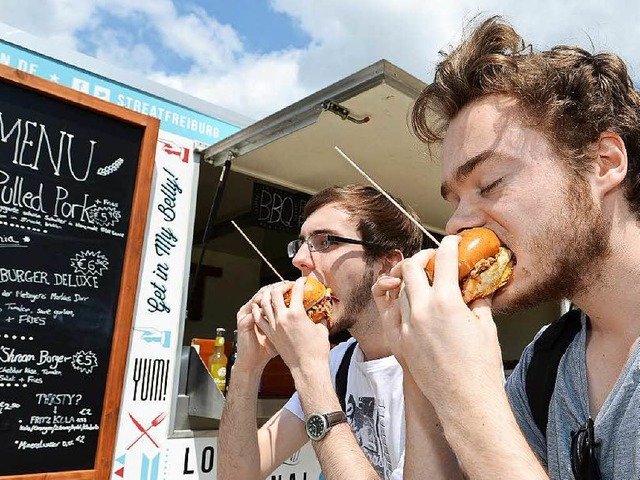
[0,22,562,480]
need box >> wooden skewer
[334,145,441,246]
[231,221,285,281]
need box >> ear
[376,249,404,277]
[593,132,627,198]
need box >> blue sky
[73,1,311,74]
[0,1,639,121]
[197,0,310,54]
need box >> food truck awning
[201,59,452,233]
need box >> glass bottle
[208,328,227,393]
[225,329,238,394]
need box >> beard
[329,262,376,335]
[495,175,611,315]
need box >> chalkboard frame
[0,64,158,480]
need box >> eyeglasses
[570,417,601,480]
[287,233,376,258]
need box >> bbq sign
[252,182,310,232]
[0,66,156,477]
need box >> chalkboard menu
[0,67,157,478]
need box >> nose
[291,242,314,273]
[445,200,487,235]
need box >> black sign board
[251,182,310,232]
[0,66,157,478]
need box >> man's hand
[372,235,504,408]
[234,283,286,374]
[253,277,331,376]
[375,235,548,479]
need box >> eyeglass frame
[287,233,378,259]
[570,416,601,480]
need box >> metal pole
[186,153,234,320]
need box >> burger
[426,227,515,304]
[283,277,336,326]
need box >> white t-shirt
[284,338,405,480]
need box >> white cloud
[270,0,474,89]
[149,50,306,120]
[1,0,640,121]
[0,0,97,51]
[91,30,158,73]
[153,8,243,71]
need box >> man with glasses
[372,15,640,480]
[218,184,455,480]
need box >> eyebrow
[440,150,505,200]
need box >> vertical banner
[110,131,197,480]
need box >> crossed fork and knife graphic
[127,411,167,450]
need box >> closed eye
[480,178,503,196]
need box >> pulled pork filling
[307,292,335,325]
[461,247,514,303]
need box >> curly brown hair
[303,184,425,259]
[411,15,640,218]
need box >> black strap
[336,341,357,412]
[525,308,583,438]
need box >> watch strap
[325,411,347,427]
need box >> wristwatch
[305,411,348,441]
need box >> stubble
[497,175,611,314]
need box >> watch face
[306,413,328,441]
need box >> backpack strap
[336,341,357,412]
[525,308,583,438]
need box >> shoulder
[329,337,358,359]
[506,326,545,396]
[508,323,550,382]
[505,309,584,461]
[504,324,552,463]
[507,308,583,392]
[328,337,358,367]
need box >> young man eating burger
[217,184,459,480]
[373,15,640,480]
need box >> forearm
[436,386,548,480]
[292,364,380,480]
[217,366,263,480]
[403,374,465,480]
